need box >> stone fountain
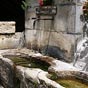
[0,48,88,88]
[0,3,88,87]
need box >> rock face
[0,59,15,88]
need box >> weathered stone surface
[0,22,15,34]
[24,0,84,62]
[0,85,4,88]
[0,58,15,88]
[0,48,88,88]
[38,70,65,88]
[41,45,70,62]
[0,32,24,49]
[16,66,64,88]
[48,60,78,73]
[0,49,65,87]
[73,37,88,71]
[25,30,75,61]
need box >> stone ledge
[0,22,15,34]
[0,32,24,49]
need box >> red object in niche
[38,0,43,6]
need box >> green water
[50,73,88,88]
[56,79,88,88]
[4,56,50,71]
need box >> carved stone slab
[0,22,15,34]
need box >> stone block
[0,22,15,34]
[0,32,24,49]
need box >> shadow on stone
[41,45,69,62]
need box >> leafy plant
[21,0,30,10]
[49,73,58,80]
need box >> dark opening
[43,0,54,6]
[0,0,25,32]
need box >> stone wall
[25,0,83,59]
[0,0,84,60]
[0,22,24,49]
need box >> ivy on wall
[21,0,30,10]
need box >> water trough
[0,48,87,88]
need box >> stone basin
[3,55,50,71]
[0,48,88,88]
[0,49,65,88]
[49,71,88,88]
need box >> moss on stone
[56,79,88,88]
[5,56,49,71]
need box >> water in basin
[4,55,50,71]
[56,78,88,88]
[50,73,88,88]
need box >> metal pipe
[32,18,53,20]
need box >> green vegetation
[5,56,50,71]
[56,79,88,88]
[15,78,20,88]
[50,73,88,88]
[49,73,58,80]
[21,0,30,10]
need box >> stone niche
[0,22,15,34]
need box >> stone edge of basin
[16,66,65,88]
[0,49,65,88]
[0,48,88,88]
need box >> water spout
[32,18,39,29]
